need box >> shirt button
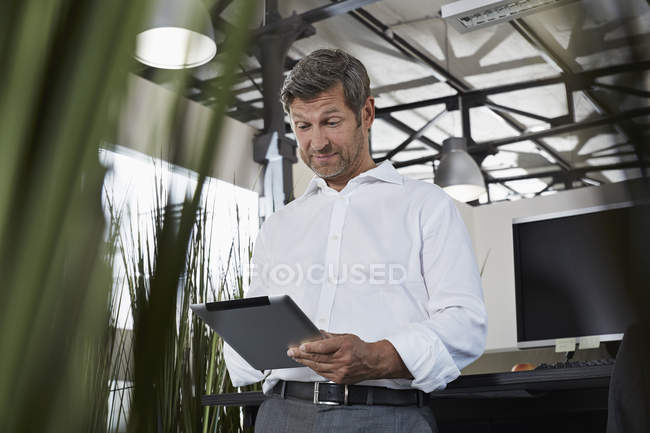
[331,235,339,240]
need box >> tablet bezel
[191,295,322,371]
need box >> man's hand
[287,331,413,384]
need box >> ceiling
[166,0,650,204]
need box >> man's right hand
[287,332,413,384]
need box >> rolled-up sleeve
[385,194,488,392]
[222,227,271,387]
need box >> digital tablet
[190,295,322,371]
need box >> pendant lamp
[435,137,486,203]
[135,0,217,69]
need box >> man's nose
[310,126,329,152]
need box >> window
[100,144,259,329]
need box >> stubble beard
[306,126,365,180]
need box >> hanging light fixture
[135,0,217,69]
[435,137,486,203]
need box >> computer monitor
[512,201,650,349]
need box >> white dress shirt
[224,160,487,394]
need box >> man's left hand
[287,332,413,384]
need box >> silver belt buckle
[313,382,348,405]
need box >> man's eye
[326,120,340,127]
[296,124,310,130]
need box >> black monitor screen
[513,202,649,345]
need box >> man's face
[289,83,373,180]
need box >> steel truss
[487,160,647,185]
[346,7,649,201]
[135,0,649,204]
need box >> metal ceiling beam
[376,109,446,162]
[380,116,442,151]
[484,101,564,125]
[345,4,576,180]
[477,106,650,150]
[581,150,640,161]
[486,160,648,184]
[212,0,648,187]
[198,1,648,194]
[347,8,466,91]
[254,0,384,37]
[372,76,440,95]
[372,145,429,156]
[510,18,648,178]
[201,52,650,148]
[372,58,650,173]
[391,154,438,168]
[376,95,451,119]
[375,60,650,117]
[590,82,650,99]
[300,0,384,23]
[585,141,633,156]
[349,7,650,177]
[389,106,650,169]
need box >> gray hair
[280,48,371,125]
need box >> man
[224,48,487,433]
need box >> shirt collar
[300,160,403,198]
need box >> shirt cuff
[384,323,461,393]
[223,342,265,387]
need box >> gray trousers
[254,393,438,433]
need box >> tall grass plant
[0,0,257,431]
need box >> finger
[299,337,344,354]
[292,357,336,374]
[287,346,335,360]
[301,334,324,345]
[290,351,337,364]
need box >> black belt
[271,380,427,407]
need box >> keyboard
[535,358,616,370]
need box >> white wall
[292,155,316,198]
[117,75,262,193]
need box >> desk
[202,364,613,432]
[429,364,612,432]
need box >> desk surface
[430,363,613,398]
[201,364,613,406]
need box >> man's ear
[363,96,375,129]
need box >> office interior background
[1,0,648,432]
